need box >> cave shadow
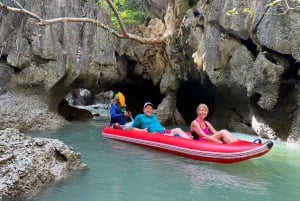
[110,78,164,117]
[177,80,216,124]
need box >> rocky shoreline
[0,128,86,200]
[0,90,88,200]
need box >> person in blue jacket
[110,93,133,129]
[132,102,191,139]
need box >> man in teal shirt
[132,102,191,139]
[132,102,165,133]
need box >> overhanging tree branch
[0,1,43,21]
[105,0,128,37]
[0,1,172,44]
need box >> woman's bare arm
[191,121,222,144]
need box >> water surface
[21,120,300,201]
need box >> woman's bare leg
[215,129,238,144]
[171,128,191,139]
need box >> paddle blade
[118,92,126,107]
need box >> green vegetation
[225,7,252,16]
[225,0,300,16]
[97,0,145,28]
[225,7,239,16]
[266,0,282,7]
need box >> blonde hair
[196,103,209,113]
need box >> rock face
[177,0,299,143]
[0,0,299,148]
[0,91,68,131]
[0,128,86,199]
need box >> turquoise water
[20,120,300,201]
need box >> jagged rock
[255,0,300,61]
[0,128,86,199]
[246,53,288,110]
[181,0,300,147]
[156,93,185,125]
[0,91,68,131]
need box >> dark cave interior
[58,76,218,126]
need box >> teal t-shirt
[132,114,165,133]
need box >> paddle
[118,92,126,107]
[118,92,133,121]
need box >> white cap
[143,102,154,108]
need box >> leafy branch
[226,0,300,16]
[97,0,145,28]
[225,7,252,16]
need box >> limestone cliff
[0,0,299,147]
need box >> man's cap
[144,102,154,108]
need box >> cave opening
[280,55,300,99]
[57,76,164,121]
[55,54,165,121]
[177,80,215,124]
[110,78,164,117]
[58,88,105,121]
[112,55,165,115]
[240,39,258,57]
[282,55,300,81]
[0,54,20,74]
[0,54,7,62]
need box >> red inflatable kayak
[102,127,273,164]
